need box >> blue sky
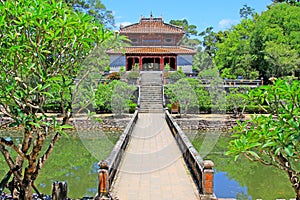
[101,0,272,32]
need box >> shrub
[104,66,110,72]
[127,71,140,79]
[165,71,186,81]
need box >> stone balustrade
[165,110,216,200]
[104,110,139,190]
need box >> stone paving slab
[111,113,199,200]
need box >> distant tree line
[170,2,300,81]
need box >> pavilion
[106,14,196,72]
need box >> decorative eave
[106,46,196,55]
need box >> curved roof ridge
[120,16,185,34]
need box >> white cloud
[115,21,133,28]
[218,19,239,29]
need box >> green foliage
[214,18,259,79]
[104,66,111,72]
[111,81,136,116]
[120,66,125,72]
[226,88,249,116]
[164,63,171,72]
[186,78,211,112]
[244,105,269,114]
[169,19,198,38]
[239,4,256,19]
[199,27,226,57]
[211,3,300,80]
[272,0,300,5]
[250,3,300,79]
[192,50,214,73]
[189,131,295,199]
[165,78,198,115]
[264,41,300,77]
[227,78,300,198]
[95,80,136,114]
[0,0,115,198]
[169,19,200,48]
[165,71,186,82]
[65,0,115,27]
[132,63,140,72]
[198,67,220,79]
[126,71,140,80]
[95,80,117,112]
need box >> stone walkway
[111,113,199,200]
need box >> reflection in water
[0,129,296,199]
[214,171,249,199]
[0,130,121,198]
[186,130,295,200]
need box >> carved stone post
[95,160,111,200]
[201,160,216,200]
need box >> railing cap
[202,160,214,169]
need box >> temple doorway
[127,57,139,71]
[142,57,160,71]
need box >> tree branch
[0,144,23,181]
[31,132,61,181]
[0,138,28,161]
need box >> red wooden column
[174,56,177,70]
[139,56,143,71]
[160,55,164,71]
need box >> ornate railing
[165,110,216,199]
[105,110,139,189]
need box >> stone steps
[139,72,163,113]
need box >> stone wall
[0,115,132,131]
[173,117,245,130]
[71,117,131,131]
[1,114,244,131]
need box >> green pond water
[0,130,121,199]
[0,130,296,199]
[186,130,296,200]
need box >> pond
[186,130,296,200]
[0,130,121,199]
[0,129,297,199]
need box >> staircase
[139,72,163,113]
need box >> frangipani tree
[227,78,300,199]
[0,0,115,199]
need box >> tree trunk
[277,153,300,200]
[291,175,300,200]
[19,181,33,200]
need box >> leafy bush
[244,105,269,114]
[129,102,137,113]
[198,67,220,79]
[127,71,140,79]
[104,66,110,72]
[165,71,186,81]
[95,80,137,114]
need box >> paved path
[111,113,199,200]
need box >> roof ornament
[150,11,153,18]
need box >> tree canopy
[227,78,300,199]
[169,19,200,49]
[65,0,115,28]
[0,0,115,199]
[212,3,300,80]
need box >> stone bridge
[102,72,216,200]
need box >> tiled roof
[106,46,196,55]
[120,17,185,34]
